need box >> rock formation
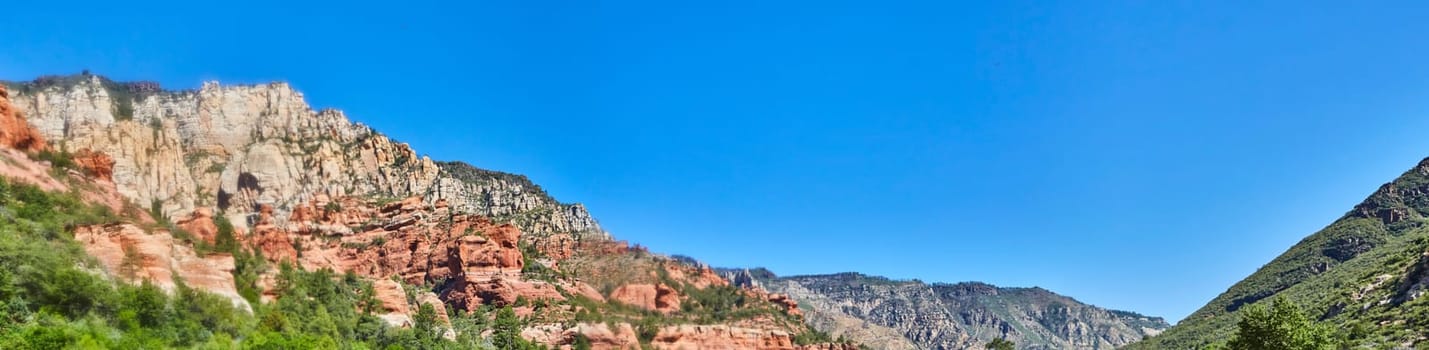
[610,283,683,313]
[74,223,250,312]
[651,325,860,350]
[733,270,1169,350]
[14,73,1193,349]
[0,85,46,152]
[5,75,602,243]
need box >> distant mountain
[720,269,1169,349]
[1128,158,1429,349]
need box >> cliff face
[0,85,46,152]
[2,73,1177,349]
[0,73,852,349]
[729,270,1168,350]
[3,74,601,243]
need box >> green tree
[1225,297,1338,350]
[986,337,1015,350]
[213,214,238,253]
[411,302,443,348]
[572,334,592,350]
[492,306,524,349]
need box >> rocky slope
[721,269,1169,350]
[0,73,855,349]
[0,85,46,153]
[2,74,602,243]
[1129,157,1429,349]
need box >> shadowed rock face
[727,270,1169,350]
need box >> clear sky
[6,1,1429,323]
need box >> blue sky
[6,1,1429,322]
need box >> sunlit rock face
[4,74,856,349]
[737,271,1171,350]
[7,74,602,242]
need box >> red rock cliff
[0,85,46,152]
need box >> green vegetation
[1,176,243,348]
[521,242,564,282]
[214,214,239,254]
[148,199,213,256]
[986,338,1015,350]
[1219,297,1338,350]
[559,257,820,347]
[8,73,151,122]
[1132,160,1429,349]
[31,147,79,178]
[792,328,834,345]
[0,152,837,349]
[0,176,547,349]
[437,161,554,202]
[491,306,543,350]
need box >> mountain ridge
[720,268,1169,350]
[1129,156,1429,349]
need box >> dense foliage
[1220,298,1338,350]
[986,338,1015,350]
[0,177,538,349]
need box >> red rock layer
[262,195,568,312]
[71,149,115,182]
[0,85,46,153]
[650,325,861,350]
[610,283,682,314]
[74,223,249,311]
[176,207,220,244]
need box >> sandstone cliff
[0,85,46,152]
[4,74,602,244]
[1,73,853,349]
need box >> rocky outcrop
[176,207,220,244]
[373,279,414,327]
[4,73,856,349]
[416,292,457,339]
[524,322,862,350]
[650,325,860,350]
[741,271,1168,350]
[522,322,642,350]
[578,322,643,349]
[610,283,682,313]
[0,147,67,192]
[5,74,601,243]
[74,223,250,312]
[71,148,115,182]
[442,273,567,311]
[0,85,46,152]
[221,193,581,315]
[432,161,604,240]
[249,204,298,263]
